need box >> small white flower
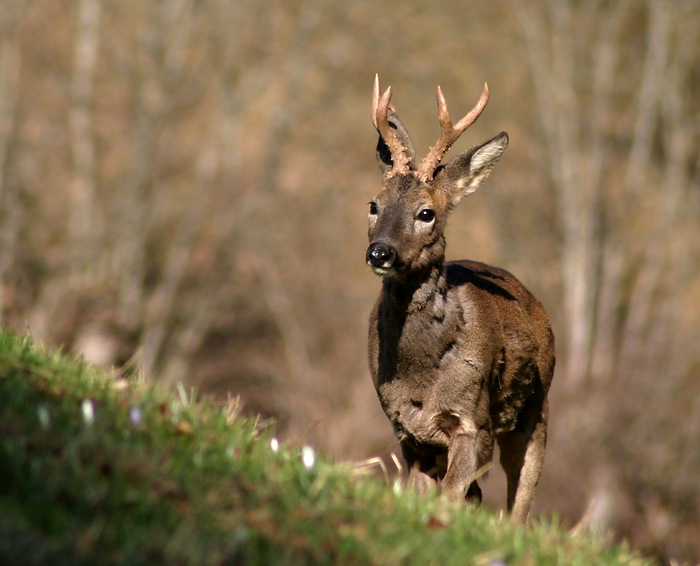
[129,406,143,428]
[301,445,315,471]
[270,437,279,453]
[81,399,95,426]
[37,405,51,430]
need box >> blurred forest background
[1,0,699,562]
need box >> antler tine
[372,74,412,176]
[371,74,381,129]
[417,82,490,181]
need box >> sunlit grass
[0,331,650,565]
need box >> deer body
[366,77,554,523]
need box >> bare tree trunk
[618,0,697,372]
[515,1,601,386]
[114,2,164,327]
[0,2,24,326]
[69,0,101,257]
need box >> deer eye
[418,209,435,223]
[369,202,378,215]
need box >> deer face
[366,175,448,280]
[366,132,509,281]
[367,76,508,282]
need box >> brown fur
[366,84,554,524]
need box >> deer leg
[400,442,437,495]
[441,431,479,502]
[498,408,548,524]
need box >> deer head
[366,75,509,282]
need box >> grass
[0,331,650,565]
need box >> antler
[416,83,490,181]
[372,74,413,176]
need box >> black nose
[366,242,396,268]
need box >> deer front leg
[401,442,437,495]
[441,430,480,503]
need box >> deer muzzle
[366,242,397,274]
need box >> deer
[366,75,555,524]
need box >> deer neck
[382,263,448,316]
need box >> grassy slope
[0,332,649,566]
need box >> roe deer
[366,75,554,523]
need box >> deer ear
[434,131,508,205]
[376,114,416,175]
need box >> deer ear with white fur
[434,131,508,207]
